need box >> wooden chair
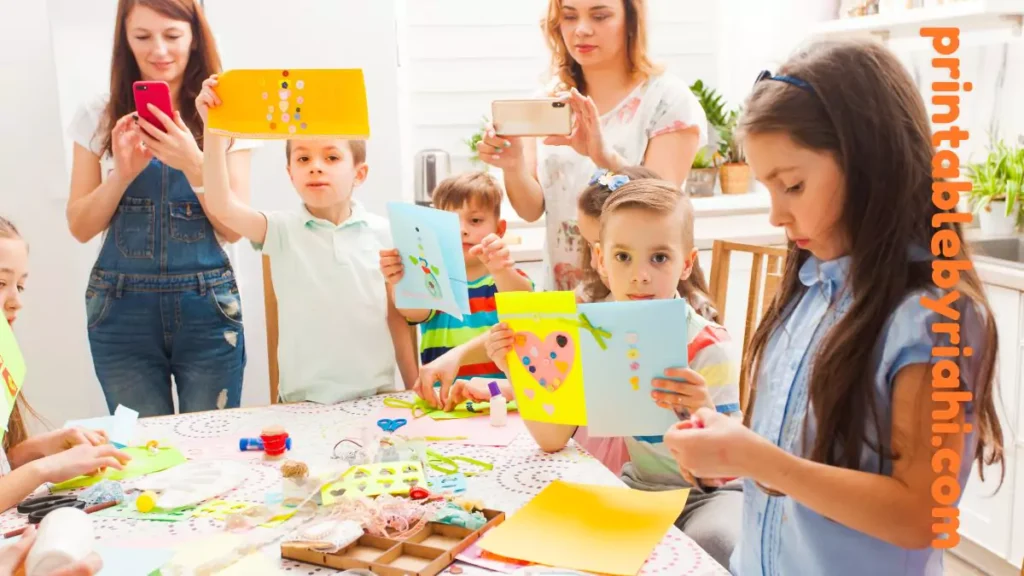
[262,255,281,404]
[707,240,788,414]
[261,255,419,405]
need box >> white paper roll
[24,507,94,576]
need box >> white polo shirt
[256,201,396,404]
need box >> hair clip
[589,169,611,185]
[755,69,815,94]
[589,169,630,191]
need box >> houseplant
[965,139,1024,235]
[464,116,490,166]
[684,147,717,197]
[715,108,751,194]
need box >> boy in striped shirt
[379,172,533,409]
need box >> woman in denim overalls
[66,0,250,416]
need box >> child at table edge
[198,75,419,403]
[379,171,534,410]
[663,38,1007,576]
[0,216,131,515]
[485,179,743,567]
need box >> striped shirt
[416,270,533,380]
[621,300,741,489]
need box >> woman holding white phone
[65,0,255,416]
[478,0,707,292]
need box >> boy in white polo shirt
[202,128,418,404]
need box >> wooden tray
[281,508,505,576]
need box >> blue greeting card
[578,299,689,437]
[387,202,470,319]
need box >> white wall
[0,1,110,431]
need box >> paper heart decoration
[513,331,575,392]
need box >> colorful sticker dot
[279,101,289,112]
[629,376,640,390]
[539,378,546,387]
[268,105,274,113]
[266,114,273,121]
[630,362,640,371]
[549,352,556,359]
[528,365,536,374]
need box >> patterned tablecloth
[0,393,728,576]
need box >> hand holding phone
[133,81,174,132]
[491,98,572,137]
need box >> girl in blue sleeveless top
[66,0,254,416]
[664,38,1006,575]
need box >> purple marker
[239,437,292,451]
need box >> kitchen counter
[508,204,1024,294]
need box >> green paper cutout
[0,315,27,447]
[408,255,418,265]
[50,446,187,491]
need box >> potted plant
[464,116,490,166]
[685,147,717,197]
[965,139,1024,235]
[715,108,751,194]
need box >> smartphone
[133,80,174,132]
[492,98,572,137]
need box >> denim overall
[85,158,245,417]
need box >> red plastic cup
[260,432,289,457]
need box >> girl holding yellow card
[484,181,743,566]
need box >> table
[0,393,728,575]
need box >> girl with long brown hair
[0,217,130,520]
[65,0,254,416]
[476,0,707,293]
[665,38,1004,575]
[486,180,743,565]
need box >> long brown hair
[102,0,221,156]
[599,180,719,322]
[0,217,38,456]
[541,0,662,95]
[738,38,1004,482]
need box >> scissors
[17,495,88,524]
[376,418,407,433]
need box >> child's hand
[195,74,222,125]
[664,408,760,480]
[0,526,104,576]
[484,323,514,374]
[379,248,405,286]
[35,443,132,484]
[43,427,109,457]
[651,367,715,416]
[469,234,514,274]
[415,352,462,411]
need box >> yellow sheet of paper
[495,291,586,425]
[0,315,26,445]
[207,69,369,139]
[477,480,689,576]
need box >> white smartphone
[491,98,572,137]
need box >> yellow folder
[207,69,369,139]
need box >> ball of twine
[280,460,309,479]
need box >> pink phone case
[133,81,174,132]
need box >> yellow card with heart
[0,315,26,445]
[207,69,369,139]
[495,291,586,426]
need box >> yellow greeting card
[495,291,586,426]
[477,480,690,575]
[0,315,26,445]
[207,69,369,139]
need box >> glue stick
[25,507,95,576]
[488,381,507,427]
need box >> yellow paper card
[207,69,369,139]
[495,291,586,425]
[477,480,689,576]
[0,315,26,444]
